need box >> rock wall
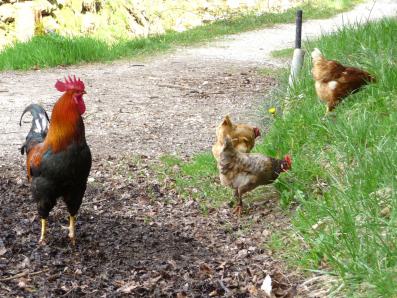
[0,0,301,49]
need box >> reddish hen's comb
[55,75,85,93]
[253,127,261,138]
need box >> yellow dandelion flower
[268,107,276,115]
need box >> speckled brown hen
[219,137,291,215]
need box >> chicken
[219,137,291,215]
[212,115,260,161]
[311,48,375,113]
[20,76,92,245]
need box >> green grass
[257,18,397,296]
[0,0,362,70]
[158,153,230,213]
[271,47,295,59]
[156,152,283,213]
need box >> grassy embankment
[159,18,397,297]
[0,0,362,70]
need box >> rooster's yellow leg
[68,215,76,246]
[38,218,47,245]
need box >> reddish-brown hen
[212,115,260,161]
[311,48,375,113]
[219,137,291,215]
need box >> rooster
[311,48,375,113]
[20,76,92,245]
[219,137,291,215]
[212,115,260,161]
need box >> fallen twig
[218,278,230,293]
[0,269,49,281]
[81,198,108,206]
[157,83,197,91]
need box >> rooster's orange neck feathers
[45,92,83,153]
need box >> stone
[65,0,83,13]
[81,12,97,33]
[54,6,82,35]
[14,3,36,42]
[42,15,59,33]
[82,0,97,13]
[32,0,55,14]
[128,9,149,37]
[148,16,165,35]
[228,0,240,9]
[0,29,10,49]
[0,4,15,23]
[174,12,203,32]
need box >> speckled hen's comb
[55,75,85,93]
[284,155,292,168]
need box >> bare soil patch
[1,57,275,161]
[0,158,300,297]
[1,56,290,297]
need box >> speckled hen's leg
[233,189,243,216]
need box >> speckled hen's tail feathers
[19,104,50,155]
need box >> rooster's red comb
[55,75,85,93]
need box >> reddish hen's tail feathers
[311,48,323,61]
[19,104,50,155]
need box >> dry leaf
[261,275,272,297]
[199,263,213,276]
[248,284,259,296]
[0,239,6,256]
[209,289,218,296]
[117,282,138,293]
[380,206,391,218]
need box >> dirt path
[1,1,396,297]
[1,0,396,162]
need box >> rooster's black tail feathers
[19,104,50,155]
